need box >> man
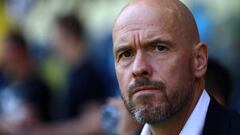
[26,14,106,135]
[53,14,106,121]
[112,0,240,135]
[0,30,52,134]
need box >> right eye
[119,50,134,60]
[121,50,132,58]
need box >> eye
[119,50,133,59]
[153,44,168,52]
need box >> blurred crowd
[0,0,240,135]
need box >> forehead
[115,4,178,30]
[113,4,181,45]
[115,24,174,46]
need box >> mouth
[132,86,160,95]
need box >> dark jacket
[202,99,240,135]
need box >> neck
[150,79,204,135]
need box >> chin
[132,103,173,124]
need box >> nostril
[142,71,149,76]
[132,69,150,78]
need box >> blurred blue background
[0,0,240,134]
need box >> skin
[53,26,87,65]
[3,43,33,80]
[113,0,208,134]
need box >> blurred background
[0,0,240,135]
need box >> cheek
[116,65,131,98]
[151,55,179,84]
[152,53,193,90]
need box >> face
[3,44,24,73]
[52,26,69,58]
[113,4,197,124]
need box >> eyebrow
[113,37,174,56]
[145,38,174,47]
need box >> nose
[132,52,152,78]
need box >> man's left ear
[193,42,208,78]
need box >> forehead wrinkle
[114,24,175,50]
[135,31,142,48]
[116,23,166,39]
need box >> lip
[132,86,160,95]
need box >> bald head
[113,0,200,47]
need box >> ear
[193,42,208,78]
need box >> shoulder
[202,98,240,135]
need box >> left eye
[153,44,168,52]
